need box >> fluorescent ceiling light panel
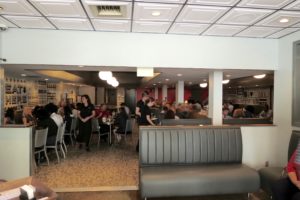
[137,67,154,77]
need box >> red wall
[136,87,191,104]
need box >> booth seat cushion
[140,164,260,198]
[258,167,284,195]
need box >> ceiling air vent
[87,1,129,18]
[97,5,122,16]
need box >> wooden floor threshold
[54,185,139,193]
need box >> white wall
[2,28,300,169]
[0,127,33,180]
[1,29,278,70]
[78,86,95,104]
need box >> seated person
[243,105,255,118]
[95,104,111,137]
[22,106,35,126]
[164,109,175,119]
[272,149,300,200]
[233,108,244,118]
[259,104,273,120]
[188,104,207,119]
[4,108,15,125]
[223,108,232,119]
[114,107,129,143]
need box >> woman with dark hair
[4,108,15,125]
[77,95,95,152]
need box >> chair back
[92,118,100,133]
[125,118,134,134]
[288,130,300,160]
[70,117,77,132]
[56,123,65,143]
[35,128,48,148]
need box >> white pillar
[162,85,168,101]
[154,87,158,100]
[176,80,184,104]
[208,71,223,125]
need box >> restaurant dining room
[0,0,300,199]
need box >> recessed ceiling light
[222,79,230,84]
[256,85,259,87]
[238,86,242,88]
[153,83,156,86]
[253,74,266,79]
[158,81,161,84]
[203,79,207,82]
[78,65,84,68]
[45,78,49,81]
[199,83,207,88]
[152,11,161,16]
[229,87,231,89]
[0,7,3,11]
[279,18,289,23]
[225,74,231,78]
[165,78,170,81]
[21,74,27,77]
[177,74,182,77]
[189,82,192,85]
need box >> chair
[124,118,135,143]
[46,123,65,163]
[60,122,67,156]
[91,118,109,147]
[64,117,77,146]
[34,128,49,166]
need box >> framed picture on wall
[292,41,300,127]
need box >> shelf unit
[4,77,28,109]
[224,87,271,106]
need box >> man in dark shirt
[136,91,149,125]
[135,91,149,152]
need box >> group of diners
[3,95,132,152]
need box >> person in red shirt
[272,150,300,200]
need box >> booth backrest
[288,130,300,160]
[140,126,242,166]
[223,118,272,125]
[161,118,212,126]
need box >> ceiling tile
[168,23,209,35]
[49,17,93,30]
[236,26,282,38]
[256,11,300,27]
[29,0,86,17]
[82,0,132,20]
[267,27,299,38]
[0,0,40,16]
[132,21,171,33]
[3,15,55,29]
[203,24,247,36]
[136,0,185,4]
[187,0,240,6]
[92,19,130,32]
[134,2,182,22]
[176,5,230,23]
[237,0,294,9]
[217,8,274,25]
[284,0,300,10]
[0,16,17,27]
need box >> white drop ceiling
[0,0,300,38]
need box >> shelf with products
[47,83,57,104]
[224,87,271,106]
[4,77,28,109]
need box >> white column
[176,80,184,104]
[162,85,168,101]
[208,71,223,125]
[0,66,4,125]
[154,87,158,100]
